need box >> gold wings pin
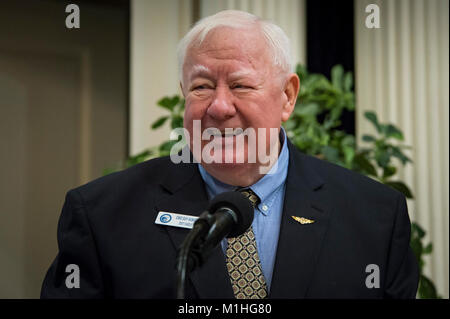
[291,216,315,224]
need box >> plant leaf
[322,146,340,164]
[295,103,320,118]
[410,237,422,262]
[419,275,439,299]
[126,149,152,167]
[296,64,309,81]
[384,124,404,140]
[382,166,397,179]
[423,243,433,254]
[391,146,412,165]
[331,65,344,91]
[157,95,179,111]
[362,134,376,142]
[283,119,297,131]
[170,115,184,129]
[343,146,355,166]
[384,181,414,198]
[375,149,390,168]
[343,71,353,91]
[151,116,168,129]
[364,111,381,133]
[158,140,178,154]
[411,222,426,239]
[353,153,378,177]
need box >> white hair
[177,10,292,83]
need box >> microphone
[202,191,255,245]
[176,191,254,298]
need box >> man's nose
[206,86,236,120]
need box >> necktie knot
[236,187,260,208]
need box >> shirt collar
[198,127,290,215]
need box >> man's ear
[281,73,300,122]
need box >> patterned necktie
[226,188,268,299]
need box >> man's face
[181,26,296,185]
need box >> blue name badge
[155,211,199,229]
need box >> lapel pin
[291,216,315,224]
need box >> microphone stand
[175,196,246,299]
[175,211,214,299]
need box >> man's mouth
[205,128,245,137]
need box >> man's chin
[200,149,254,166]
[203,160,250,170]
[201,161,261,187]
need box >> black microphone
[176,191,254,298]
[202,191,255,246]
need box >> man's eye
[193,85,210,90]
[232,84,251,89]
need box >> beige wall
[130,0,193,155]
[0,1,129,298]
[355,0,449,298]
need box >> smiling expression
[181,26,298,186]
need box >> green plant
[410,223,441,298]
[285,65,439,298]
[150,95,186,156]
[102,96,186,175]
[105,64,440,298]
[284,64,356,167]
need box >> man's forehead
[182,27,274,83]
[189,43,260,64]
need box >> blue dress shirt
[198,128,290,291]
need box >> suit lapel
[154,160,234,298]
[269,141,331,298]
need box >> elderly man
[41,10,418,299]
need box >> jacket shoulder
[296,151,404,202]
[69,156,177,205]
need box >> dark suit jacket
[41,140,419,298]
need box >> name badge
[155,211,199,229]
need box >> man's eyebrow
[188,65,212,80]
[189,66,255,79]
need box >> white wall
[355,0,449,298]
[130,0,193,155]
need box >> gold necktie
[226,188,268,299]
